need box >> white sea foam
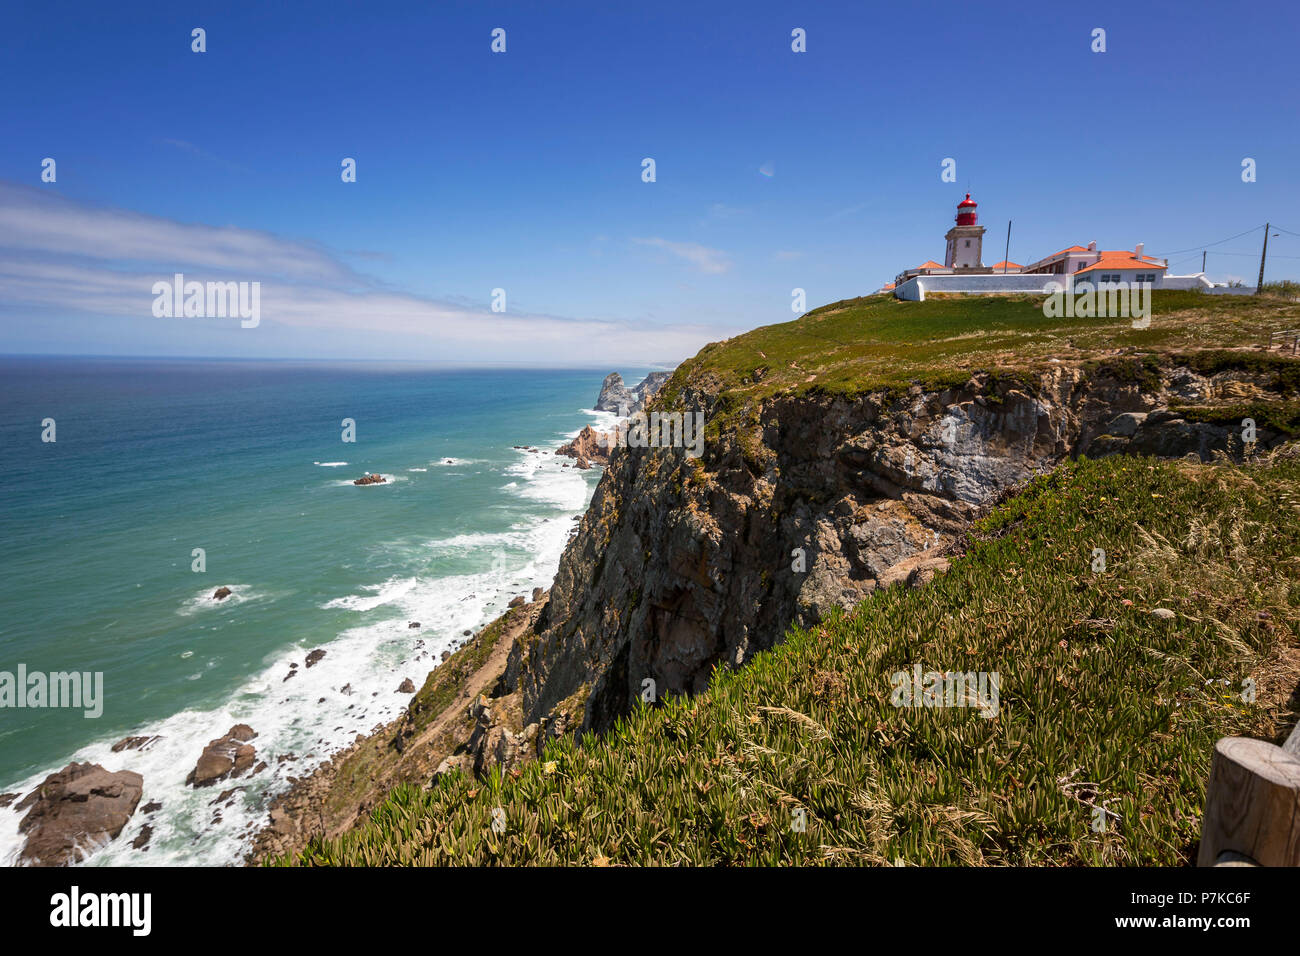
[583,408,620,432]
[0,427,598,869]
[314,461,349,467]
[431,457,482,467]
[321,576,418,613]
[506,446,590,510]
[176,584,260,617]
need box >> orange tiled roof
[916,260,946,269]
[989,260,1022,270]
[1035,246,1091,260]
[881,282,896,290]
[1075,253,1166,275]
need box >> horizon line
[0,351,680,371]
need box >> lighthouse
[944,193,985,269]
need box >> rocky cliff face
[501,356,1291,736]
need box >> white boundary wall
[894,274,1068,301]
[894,272,1230,301]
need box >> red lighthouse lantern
[956,193,978,226]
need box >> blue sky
[2,0,1298,364]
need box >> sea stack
[593,371,671,415]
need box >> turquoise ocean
[0,356,638,865]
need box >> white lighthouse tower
[944,193,985,269]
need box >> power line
[1150,224,1267,258]
[1202,250,1300,260]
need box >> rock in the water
[111,734,161,753]
[397,678,416,693]
[142,801,162,815]
[408,621,421,629]
[212,586,232,601]
[186,725,258,788]
[0,792,19,808]
[594,372,637,413]
[131,825,153,850]
[353,473,386,485]
[556,426,612,467]
[209,786,245,807]
[305,649,326,668]
[594,371,671,414]
[16,762,143,866]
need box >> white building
[887,194,1218,300]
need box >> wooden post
[1198,736,1300,866]
[1257,223,1270,294]
[1213,850,1258,866]
[1285,722,1300,759]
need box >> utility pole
[1257,223,1271,294]
[1003,220,1011,273]
[1202,250,1206,274]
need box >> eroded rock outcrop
[555,425,613,468]
[16,762,143,866]
[594,371,671,414]
[187,724,258,788]
[503,357,1293,736]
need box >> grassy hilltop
[660,290,1300,426]
[281,291,1300,866]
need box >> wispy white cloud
[632,237,732,274]
[0,183,735,364]
[0,183,352,282]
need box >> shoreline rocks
[111,734,162,753]
[555,425,612,469]
[187,724,258,788]
[212,586,232,601]
[353,473,386,486]
[16,762,143,866]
